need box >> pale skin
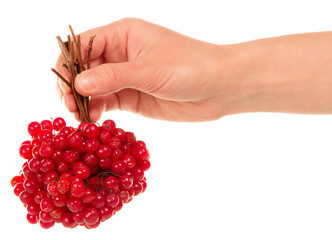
[56,18,332,122]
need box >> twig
[86,35,96,70]
[50,68,71,88]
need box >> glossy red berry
[67,197,82,212]
[53,117,66,131]
[27,213,39,224]
[102,119,116,131]
[28,121,42,138]
[40,119,53,130]
[83,208,100,225]
[83,123,100,139]
[39,211,53,223]
[20,144,32,159]
[111,160,127,175]
[40,198,55,212]
[11,175,24,187]
[68,131,83,148]
[103,176,119,192]
[71,181,85,198]
[38,129,53,142]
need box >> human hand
[56,18,235,122]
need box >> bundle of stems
[51,26,96,123]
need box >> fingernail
[76,72,97,91]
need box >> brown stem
[69,25,84,73]
[50,68,71,88]
[86,35,96,70]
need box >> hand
[55,18,232,122]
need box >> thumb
[75,61,143,96]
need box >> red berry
[28,157,41,173]
[56,161,69,174]
[38,129,53,142]
[139,159,151,171]
[96,144,112,159]
[42,171,58,185]
[103,176,119,192]
[83,208,100,225]
[39,211,53,223]
[28,121,42,138]
[132,181,144,196]
[139,180,147,193]
[111,148,123,161]
[83,153,98,167]
[77,122,89,131]
[53,117,66,131]
[113,198,123,212]
[68,131,83,148]
[40,198,55,212]
[19,190,33,205]
[40,158,55,172]
[73,162,90,179]
[67,197,82,213]
[114,128,126,142]
[40,219,55,229]
[83,123,100,139]
[52,194,68,208]
[57,178,71,194]
[71,181,85,198]
[102,119,116,131]
[85,138,100,153]
[41,120,53,131]
[87,176,102,191]
[11,175,24,187]
[98,157,112,170]
[105,193,120,208]
[27,202,41,215]
[49,207,67,220]
[133,167,145,181]
[111,160,127,175]
[82,188,96,204]
[52,134,68,150]
[135,145,150,161]
[109,137,121,149]
[58,126,75,136]
[34,190,48,204]
[63,149,79,164]
[90,191,105,208]
[27,213,39,224]
[99,206,114,222]
[39,144,54,158]
[72,211,84,225]
[61,212,77,228]
[23,177,41,194]
[99,129,112,144]
[122,154,136,169]
[119,175,133,189]
[19,144,32,159]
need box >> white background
[1,0,332,239]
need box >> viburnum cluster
[11,117,150,229]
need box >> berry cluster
[11,117,150,229]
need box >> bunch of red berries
[11,117,150,229]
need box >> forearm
[224,31,332,115]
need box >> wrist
[214,43,260,116]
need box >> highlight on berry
[12,117,150,229]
